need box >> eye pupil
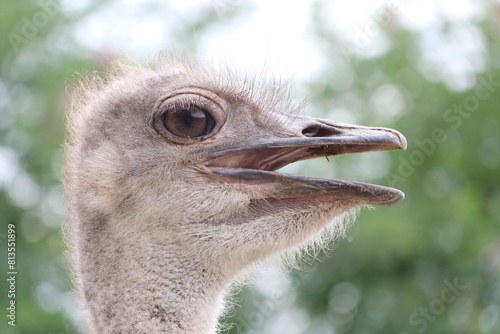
[162,106,215,139]
[182,114,194,127]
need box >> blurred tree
[0,0,498,333]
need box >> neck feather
[73,213,228,334]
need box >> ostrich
[63,56,406,334]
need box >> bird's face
[69,63,406,271]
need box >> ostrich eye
[162,106,215,139]
[153,91,226,144]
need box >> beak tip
[399,133,408,151]
[379,189,405,206]
[387,128,407,151]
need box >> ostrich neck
[75,217,227,334]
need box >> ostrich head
[64,57,406,334]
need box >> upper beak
[200,116,407,206]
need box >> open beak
[200,117,407,206]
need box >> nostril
[302,126,340,137]
[302,126,319,137]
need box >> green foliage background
[0,1,499,333]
